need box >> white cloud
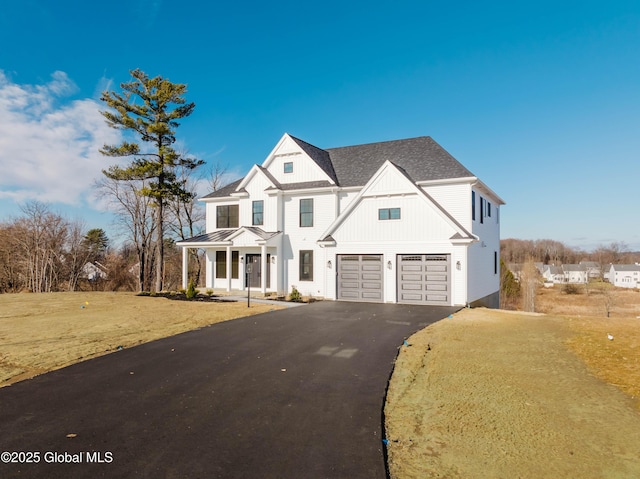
[0,71,121,206]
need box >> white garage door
[337,254,384,302]
[397,254,450,305]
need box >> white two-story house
[177,134,504,307]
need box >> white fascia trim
[260,133,293,168]
[471,179,506,205]
[199,196,241,203]
[177,241,233,247]
[416,176,477,186]
[266,186,340,196]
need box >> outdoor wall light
[327,260,332,268]
[456,261,461,270]
[271,256,276,264]
[240,256,244,263]
[387,261,392,270]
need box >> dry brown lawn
[386,285,640,478]
[0,291,281,387]
[537,284,640,403]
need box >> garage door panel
[340,291,360,298]
[340,272,359,280]
[362,273,381,280]
[402,273,422,281]
[426,293,447,302]
[427,284,447,291]
[337,254,384,302]
[341,264,360,271]
[398,254,450,305]
[401,265,422,272]
[426,274,447,282]
[426,265,447,272]
[401,292,423,301]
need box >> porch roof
[177,227,281,247]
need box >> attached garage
[337,254,384,302]
[397,254,450,305]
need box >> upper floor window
[300,199,313,227]
[379,208,401,220]
[480,198,484,224]
[216,204,239,228]
[252,200,263,226]
[472,191,476,221]
[284,162,293,173]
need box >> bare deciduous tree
[96,176,157,291]
[520,257,540,312]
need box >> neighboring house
[579,261,601,279]
[177,134,505,307]
[542,265,564,284]
[82,261,107,281]
[608,264,640,288]
[562,264,587,284]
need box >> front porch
[177,227,283,295]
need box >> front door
[246,254,270,288]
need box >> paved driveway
[0,301,457,479]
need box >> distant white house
[562,264,588,284]
[82,262,107,281]
[608,264,640,288]
[177,133,505,307]
[579,261,601,279]
[542,265,564,284]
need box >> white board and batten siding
[240,172,278,232]
[421,182,473,230]
[265,136,335,186]
[283,191,337,297]
[467,187,501,304]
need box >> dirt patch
[0,292,281,387]
[385,308,640,478]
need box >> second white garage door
[397,254,450,305]
[337,254,384,302]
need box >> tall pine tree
[100,69,203,292]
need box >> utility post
[246,263,252,308]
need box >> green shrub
[290,287,302,302]
[186,279,197,299]
[205,289,214,297]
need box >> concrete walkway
[0,301,456,479]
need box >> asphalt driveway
[0,301,457,479]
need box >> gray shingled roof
[201,178,243,199]
[611,264,640,271]
[290,136,338,184]
[326,136,474,187]
[202,136,476,198]
[562,264,586,272]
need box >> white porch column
[261,244,267,293]
[182,247,188,289]
[226,245,232,292]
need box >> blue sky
[1,0,639,251]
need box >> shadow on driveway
[0,301,457,478]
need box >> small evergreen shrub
[186,279,197,299]
[289,287,302,302]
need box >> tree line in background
[501,238,639,266]
[499,238,640,312]
[0,201,203,294]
